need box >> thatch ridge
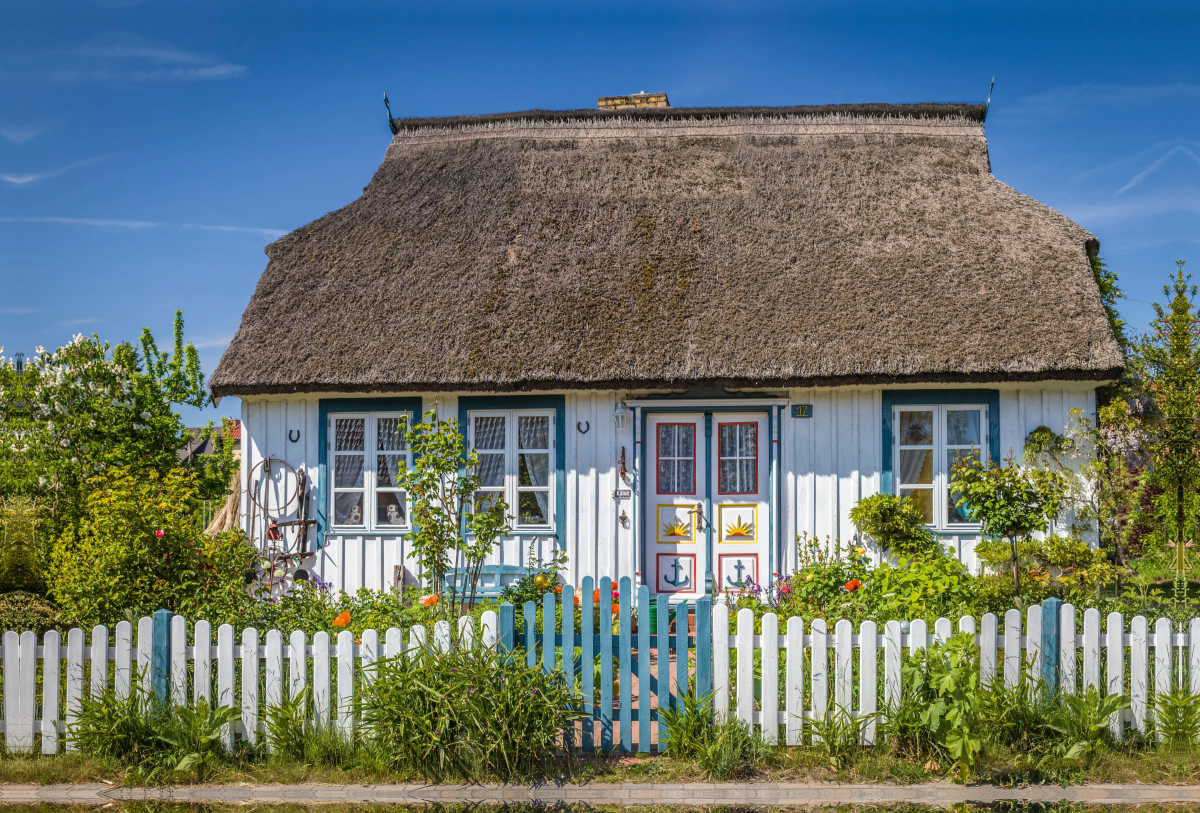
[389,102,988,131]
[212,109,1123,398]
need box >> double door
[645,412,769,598]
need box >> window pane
[898,411,933,446]
[333,455,364,488]
[519,491,549,525]
[518,416,549,449]
[739,425,756,457]
[474,416,506,450]
[334,492,364,526]
[377,492,406,525]
[334,418,365,451]
[519,452,549,487]
[898,449,933,485]
[676,460,695,494]
[719,460,737,492]
[679,425,695,457]
[947,449,981,523]
[659,425,676,457]
[899,488,933,524]
[377,417,407,451]
[474,491,501,513]
[658,460,675,493]
[477,452,505,487]
[739,459,756,492]
[377,454,405,488]
[719,425,736,457]
[947,410,980,446]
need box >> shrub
[849,493,939,558]
[0,590,72,636]
[657,690,770,779]
[49,466,255,628]
[360,641,585,780]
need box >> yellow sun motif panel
[656,505,695,544]
[718,504,758,543]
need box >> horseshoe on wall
[288,430,301,443]
[577,421,590,434]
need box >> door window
[656,423,696,494]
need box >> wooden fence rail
[4,577,1200,754]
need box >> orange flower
[419,594,439,607]
[332,611,351,627]
[593,588,601,603]
[612,602,621,615]
[573,591,582,606]
[554,585,562,595]
[844,579,861,592]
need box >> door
[645,411,771,597]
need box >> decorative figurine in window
[348,504,362,524]
[386,503,401,524]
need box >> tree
[1127,262,1200,608]
[398,411,510,617]
[951,453,1068,592]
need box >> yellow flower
[855,547,866,556]
[805,574,814,582]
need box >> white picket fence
[4,604,1200,754]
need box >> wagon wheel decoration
[245,458,314,595]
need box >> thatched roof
[210,103,1124,397]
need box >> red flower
[844,579,861,592]
[155,529,165,538]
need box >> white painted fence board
[137,616,153,697]
[835,619,852,713]
[909,619,927,656]
[194,621,212,705]
[242,628,260,746]
[811,618,827,740]
[64,628,84,753]
[1130,616,1147,736]
[958,616,976,636]
[41,630,60,754]
[1027,605,1043,678]
[884,620,902,716]
[384,627,402,659]
[16,631,36,752]
[90,626,108,699]
[171,615,187,707]
[860,620,877,745]
[313,631,331,729]
[1107,612,1124,741]
[481,612,497,649]
[934,617,951,645]
[1003,610,1021,689]
[360,629,378,689]
[761,613,779,745]
[1060,604,1077,697]
[1192,618,1200,696]
[265,629,284,745]
[289,630,307,702]
[1083,608,1101,693]
[713,604,730,722]
[980,614,997,687]
[785,616,803,745]
[3,631,18,750]
[114,621,132,701]
[434,620,451,653]
[736,608,754,728]
[338,630,354,738]
[1154,617,1172,701]
[217,624,235,750]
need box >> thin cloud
[1115,146,1200,196]
[3,32,247,85]
[1,157,106,186]
[0,215,286,239]
[192,336,234,349]
[0,125,43,145]
[1059,193,1200,225]
[1019,82,1200,110]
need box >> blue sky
[2,0,1198,425]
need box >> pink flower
[155,530,165,538]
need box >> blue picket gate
[496,575,712,753]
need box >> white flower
[140,412,151,421]
[36,346,44,354]
[38,477,46,487]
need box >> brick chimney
[597,91,670,110]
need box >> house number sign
[613,489,632,499]
[791,404,813,418]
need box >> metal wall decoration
[245,458,316,596]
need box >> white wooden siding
[238,383,1099,592]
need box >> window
[469,411,555,528]
[656,423,696,494]
[328,412,412,530]
[895,405,985,527]
[718,422,757,494]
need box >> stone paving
[1,782,1200,806]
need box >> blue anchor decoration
[662,557,691,588]
[725,558,748,587]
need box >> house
[178,420,242,464]
[209,95,1123,598]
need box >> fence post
[498,602,515,655]
[695,597,712,701]
[1041,597,1061,695]
[151,609,172,706]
